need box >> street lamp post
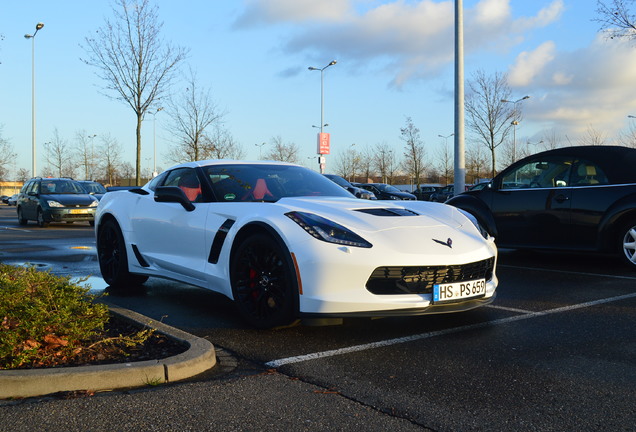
[87,134,97,179]
[151,107,163,176]
[255,142,266,159]
[308,60,337,173]
[501,96,530,162]
[25,22,44,178]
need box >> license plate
[69,209,89,214]
[433,279,486,303]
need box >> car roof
[503,145,636,185]
[169,160,299,170]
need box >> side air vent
[355,208,420,217]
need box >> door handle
[554,194,569,203]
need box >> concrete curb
[0,304,217,399]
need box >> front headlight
[286,211,372,248]
[458,209,490,239]
[89,199,99,207]
[47,200,64,208]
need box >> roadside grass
[0,263,153,369]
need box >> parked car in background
[78,180,107,200]
[323,174,376,199]
[6,194,19,206]
[411,185,441,201]
[0,195,7,204]
[446,145,636,269]
[95,160,498,328]
[430,184,455,202]
[354,183,416,200]
[16,178,99,227]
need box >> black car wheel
[97,219,148,288]
[230,233,297,328]
[17,207,28,226]
[36,209,49,228]
[619,220,636,269]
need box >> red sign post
[317,133,330,155]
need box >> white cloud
[508,41,556,86]
[234,0,354,26]
[511,34,636,137]
[235,0,564,87]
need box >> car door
[131,168,210,284]
[567,159,613,249]
[489,155,574,248]
[21,181,38,219]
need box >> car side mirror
[154,186,195,212]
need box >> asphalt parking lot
[0,204,635,431]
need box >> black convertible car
[446,146,636,269]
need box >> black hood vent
[355,208,420,217]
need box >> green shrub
[0,264,110,369]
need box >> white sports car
[96,161,498,328]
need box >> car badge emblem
[433,238,453,248]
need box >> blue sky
[1,0,635,178]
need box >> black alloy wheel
[230,233,297,328]
[97,219,148,288]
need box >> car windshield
[324,174,351,188]
[204,164,353,202]
[40,180,86,194]
[81,182,107,194]
[376,184,400,193]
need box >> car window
[40,180,85,194]
[569,160,609,186]
[147,171,168,192]
[164,168,202,202]
[204,164,351,202]
[501,156,573,189]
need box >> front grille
[366,257,495,295]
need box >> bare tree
[165,69,224,162]
[360,145,376,183]
[0,127,16,182]
[44,129,75,178]
[119,162,136,186]
[206,125,245,160]
[465,70,517,178]
[436,139,454,185]
[466,144,489,183]
[618,122,636,148]
[98,133,123,185]
[74,130,99,180]
[82,0,187,185]
[595,0,636,40]
[373,142,395,184]
[17,168,30,182]
[580,125,608,146]
[540,129,564,150]
[400,117,426,188]
[264,136,299,163]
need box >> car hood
[42,194,97,206]
[273,197,488,256]
[275,197,465,231]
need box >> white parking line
[0,226,32,232]
[499,264,636,280]
[265,292,636,368]
[486,304,534,314]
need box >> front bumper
[46,208,96,223]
